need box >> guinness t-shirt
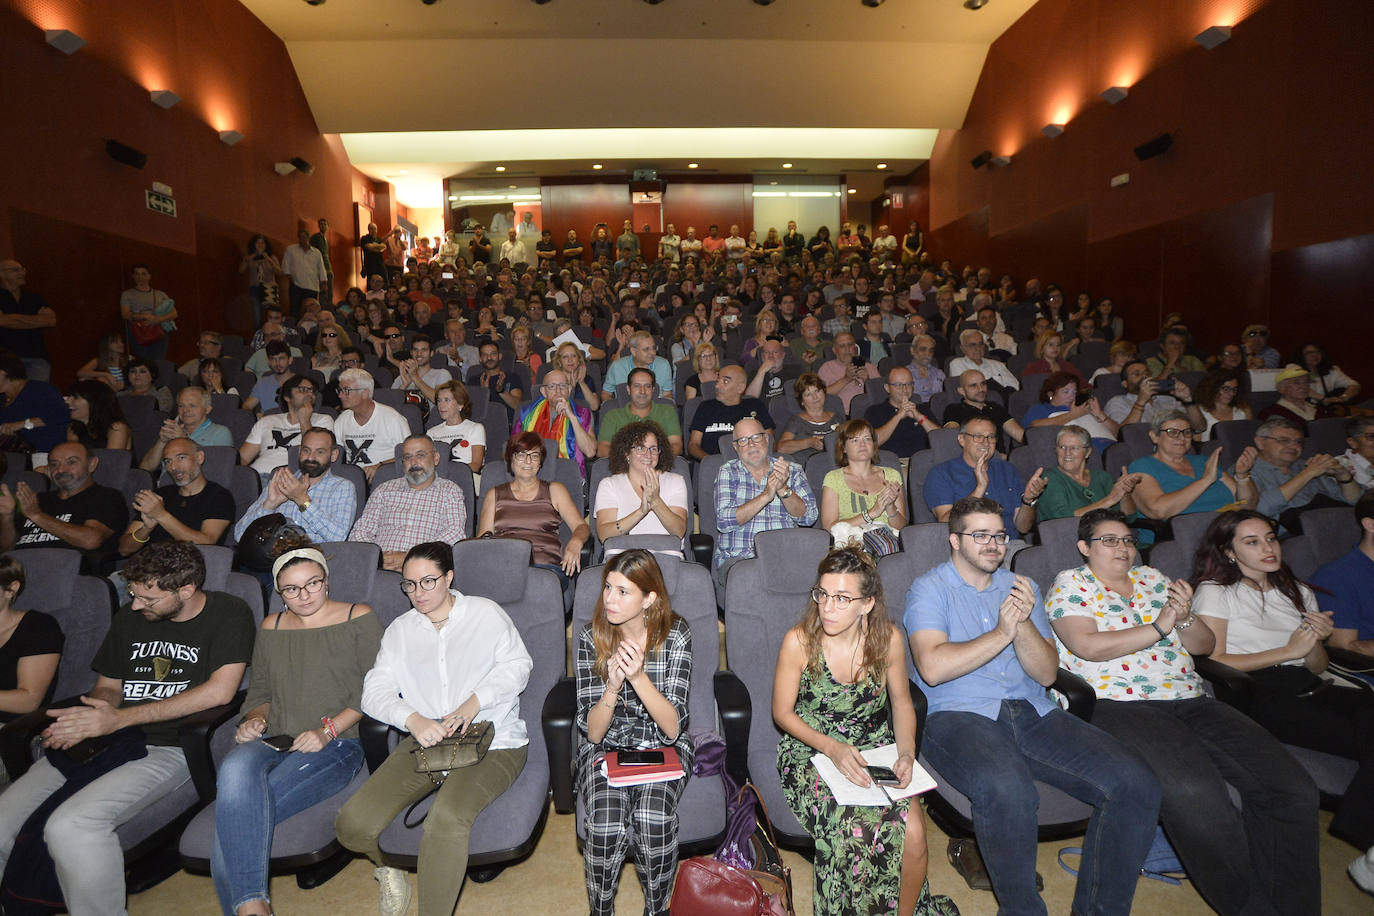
[92,591,255,745]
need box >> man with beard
[117,438,234,557]
[233,427,356,544]
[348,435,466,570]
[240,375,333,477]
[0,439,126,574]
[0,541,253,916]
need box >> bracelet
[1175,613,1195,630]
[1021,497,1037,507]
[600,698,616,712]
[321,716,338,740]
[1234,475,1251,482]
[130,527,150,544]
[1150,621,1167,639]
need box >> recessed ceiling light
[687,163,698,169]
[495,166,506,172]
[592,163,603,170]
[769,180,778,185]
[964,0,988,9]
[846,188,857,194]
[782,162,793,169]
[508,184,517,189]
[398,169,408,175]
[876,163,887,170]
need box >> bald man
[688,365,774,460]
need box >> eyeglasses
[811,587,864,609]
[1219,384,1239,393]
[962,432,997,443]
[1260,435,1304,447]
[279,576,327,600]
[294,387,316,395]
[385,333,403,339]
[513,450,542,463]
[632,444,661,455]
[733,433,767,447]
[1087,535,1139,549]
[129,591,171,608]
[320,332,338,338]
[399,575,445,594]
[543,382,570,391]
[954,531,1010,545]
[337,387,366,395]
[1246,330,1268,337]
[1158,427,1192,439]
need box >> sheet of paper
[550,328,590,356]
[809,742,938,807]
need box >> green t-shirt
[1038,466,1114,521]
[597,402,682,444]
[93,591,256,745]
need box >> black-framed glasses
[1087,535,1139,549]
[632,444,661,455]
[954,531,1010,545]
[320,332,339,338]
[279,576,327,600]
[399,575,444,594]
[811,587,863,609]
[385,333,403,339]
[1158,427,1192,439]
[733,433,767,446]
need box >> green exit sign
[145,189,177,217]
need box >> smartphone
[261,735,295,752]
[442,272,454,279]
[617,749,665,766]
[851,355,866,368]
[629,281,641,289]
[716,295,729,304]
[1075,387,1094,406]
[1156,377,1176,394]
[866,765,901,786]
[546,309,557,321]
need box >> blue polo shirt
[904,561,1057,719]
[1311,548,1374,640]
[923,456,1025,530]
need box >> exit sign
[146,189,177,217]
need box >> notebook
[810,742,937,807]
[601,747,686,786]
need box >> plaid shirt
[348,475,466,551]
[713,456,818,571]
[575,618,693,760]
[232,471,355,545]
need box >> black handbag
[235,513,305,571]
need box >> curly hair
[607,420,674,474]
[590,549,679,681]
[123,541,206,592]
[798,548,890,686]
[1194,368,1250,413]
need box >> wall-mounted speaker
[105,139,147,170]
[632,169,658,181]
[1134,133,1173,161]
[970,150,993,169]
[289,156,314,175]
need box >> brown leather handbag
[669,784,794,915]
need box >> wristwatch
[297,498,312,511]
[778,486,793,499]
[22,419,33,431]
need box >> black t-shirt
[0,289,51,359]
[14,484,128,575]
[93,591,255,746]
[864,401,931,458]
[942,400,1015,450]
[465,366,521,421]
[535,240,558,260]
[0,610,63,723]
[690,397,775,455]
[359,234,386,278]
[142,481,236,546]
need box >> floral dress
[777,663,958,916]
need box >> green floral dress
[777,663,959,916]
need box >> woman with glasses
[594,421,688,558]
[477,431,589,585]
[337,540,532,916]
[1128,410,1258,521]
[774,548,956,916]
[670,315,703,364]
[682,342,721,402]
[312,320,348,380]
[1195,369,1253,440]
[819,419,905,557]
[210,538,382,916]
[1046,509,1320,915]
[1038,425,1142,521]
[576,549,692,916]
[777,373,840,465]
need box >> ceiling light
[1041,123,1065,138]
[970,150,993,169]
[592,163,603,170]
[149,90,181,109]
[643,0,666,5]
[303,0,326,6]
[876,163,887,170]
[790,191,837,198]
[964,0,988,9]
[990,155,1012,167]
[397,169,408,175]
[782,162,793,169]
[495,166,505,172]
[1100,86,1129,104]
[751,191,787,198]
[218,130,243,146]
[1194,25,1232,49]
[687,163,698,169]
[44,29,86,55]
[846,188,857,194]
[532,0,553,5]
[448,195,458,201]
[508,184,517,189]
[754,0,776,5]
[769,181,778,185]
[459,194,508,201]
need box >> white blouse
[1193,580,1316,668]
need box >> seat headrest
[196,545,234,589]
[7,549,80,609]
[453,538,533,603]
[754,528,833,591]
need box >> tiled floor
[132,804,1368,914]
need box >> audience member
[1298,341,1363,409]
[1090,339,1136,383]
[322,348,365,411]
[1037,425,1141,521]
[243,341,296,413]
[820,420,906,555]
[1129,410,1257,521]
[948,329,1020,394]
[593,421,689,557]
[1104,360,1204,429]
[1316,491,1374,658]
[1242,324,1281,369]
[597,368,682,459]
[775,547,955,916]
[477,432,589,585]
[1338,416,1374,489]
[334,368,412,481]
[712,418,817,587]
[426,380,486,471]
[466,342,524,424]
[439,318,479,375]
[601,331,673,398]
[282,228,328,319]
[941,369,1026,447]
[865,367,938,459]
[120,263,177,361]
[139,386,232,472]
[817,333,880,415]
[905,496,1160,916]
[337,541,531,916]
[240,375,331,477]
[349,435,466,572]
[1022,371,1117,450]
[1250,416,1359,529]
[0,556,61,729]
[0,259,57,382]
[64,379,132,451]
[79,333,131,391]
[775,373,840,465]
[924,418,1045,535]
[1258,364,1336,427]
[0,349,67,454]
[787,316,831,372]
[515,368,597,478]
[1145,326,1206,378]
[1195,368,1252,439]
[688,366,773,459]
[1047,508,1320,915]
[234,427,356,545]
[119,437,234,561]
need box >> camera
[1156,378,1176,394]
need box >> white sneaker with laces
[1350,846,1374,895]
[375,865,412,915]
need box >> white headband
[272,548,329,583]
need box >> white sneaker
[374,865,412,915]
[1350,846,1374,895]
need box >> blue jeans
[922,701,1160,916]
[210,738,363,914]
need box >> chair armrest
[690,533,714,570]
[1327,646,1374,676]
[176,691,246,803]
[911,679,928,753]
[714,670,751,788]
[1194,656,1255,713]
[0,700,69,780]
[579,539,593,569]
[360,715,394,773]
[541,677,576,814]
[1054,668,1096,721]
